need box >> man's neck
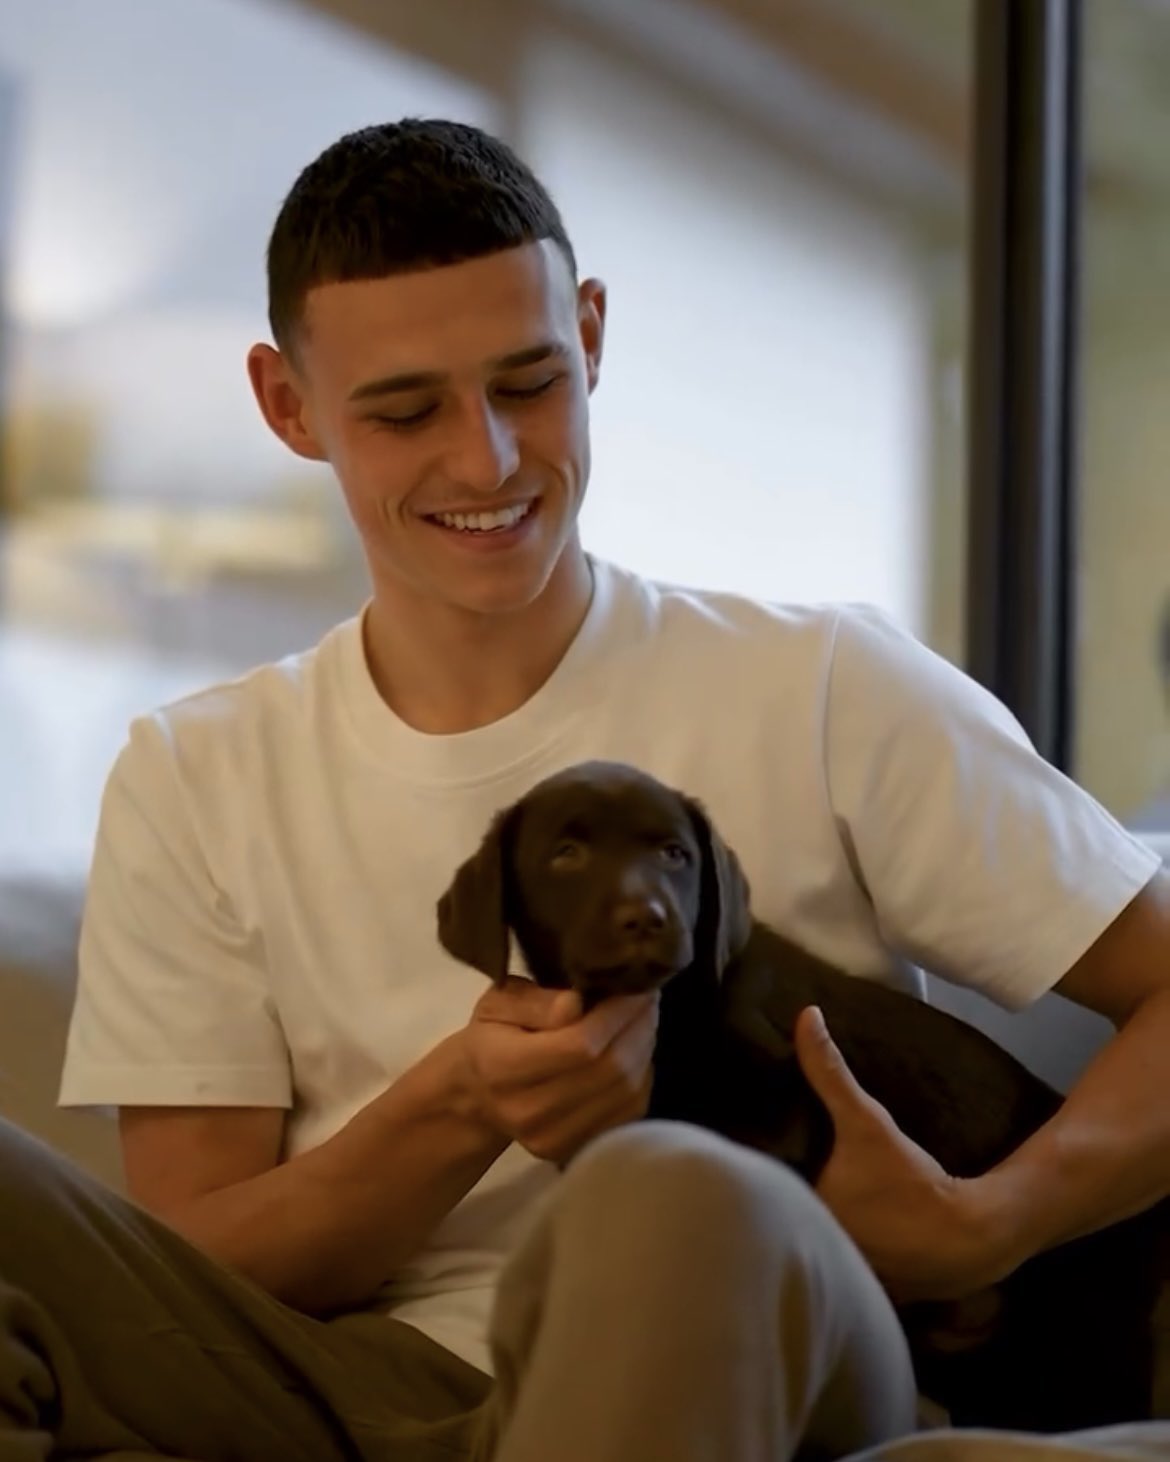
[362,548,594,735]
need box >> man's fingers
[583,989,660,1039]
[476,977,582,1031]
[474,983,658,1089]
[793,1005,884,1126]
[606,994,660,1079]
[609,1004,657,1063]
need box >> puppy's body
[687,926,1164,1430]
[674,925,1062,1179]
[437,760,1166,1431]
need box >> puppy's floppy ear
[436,808,515,984]
[683,796,753,977]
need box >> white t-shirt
[60,557,1161,1375]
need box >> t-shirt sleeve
[823,605,1163,1010]
[59,715,292,1109]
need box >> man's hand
[793,1005,1003,1303]
[463,977,659,1166]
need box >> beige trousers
[1,1115,1164,1462]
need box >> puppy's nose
[612,898,668,940]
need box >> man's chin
[428,530,584,618]
[443,566,558,619]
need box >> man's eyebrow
[491,341,569,372]
[347,341,569,403]
[348,370,441,401]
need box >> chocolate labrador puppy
[437,759,1166,1431]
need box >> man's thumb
[793,1006,869,1120]
[477,977,582,1030]
[547,987,583,1028]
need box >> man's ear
[436,809,515,984]
[578,277,607,394]
[246,342,328,462]
[683,797,753,977]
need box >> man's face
[252,241,605,618]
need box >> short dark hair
[266,118,578,354]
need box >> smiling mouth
[425,500,536,535]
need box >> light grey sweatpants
[0,1114,1165,1462]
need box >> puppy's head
[437,761,753,1004]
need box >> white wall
[524,35,932,629]
[0,0,498,505]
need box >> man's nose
[444,399,521,494]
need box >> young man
[2,118,1169,1461]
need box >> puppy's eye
[660,842,692,867]
[549,841,587,870]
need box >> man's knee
[560,1119,837,1272]
[565,1118,816,1211]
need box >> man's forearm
[164,1032,510,1314]
[974,987,1170,1280]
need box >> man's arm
[800,605,1169,1301]
[974,866,1170,1272]
[122,982,657,1316]
[122,1029,507,1315]
[793,869,1170,1302]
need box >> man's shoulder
[119,615,358,785]
[605,563,979,740]
[607,557,895,661]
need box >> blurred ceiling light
[6,170,165,329]
[8,257,144,330]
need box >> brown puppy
[438,760,1165,1432]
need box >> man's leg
[479,1120,920,1462]
[0,1117,490,1461]
[847,1423,1170,1461]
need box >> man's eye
[372,404,438,430]
[550,841,587,869]
[495,375,563,402]
[660,843,692,867]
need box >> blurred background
[0,0,1167,889]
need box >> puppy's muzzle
[566,893,693,1001]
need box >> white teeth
[434,501,533,533]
